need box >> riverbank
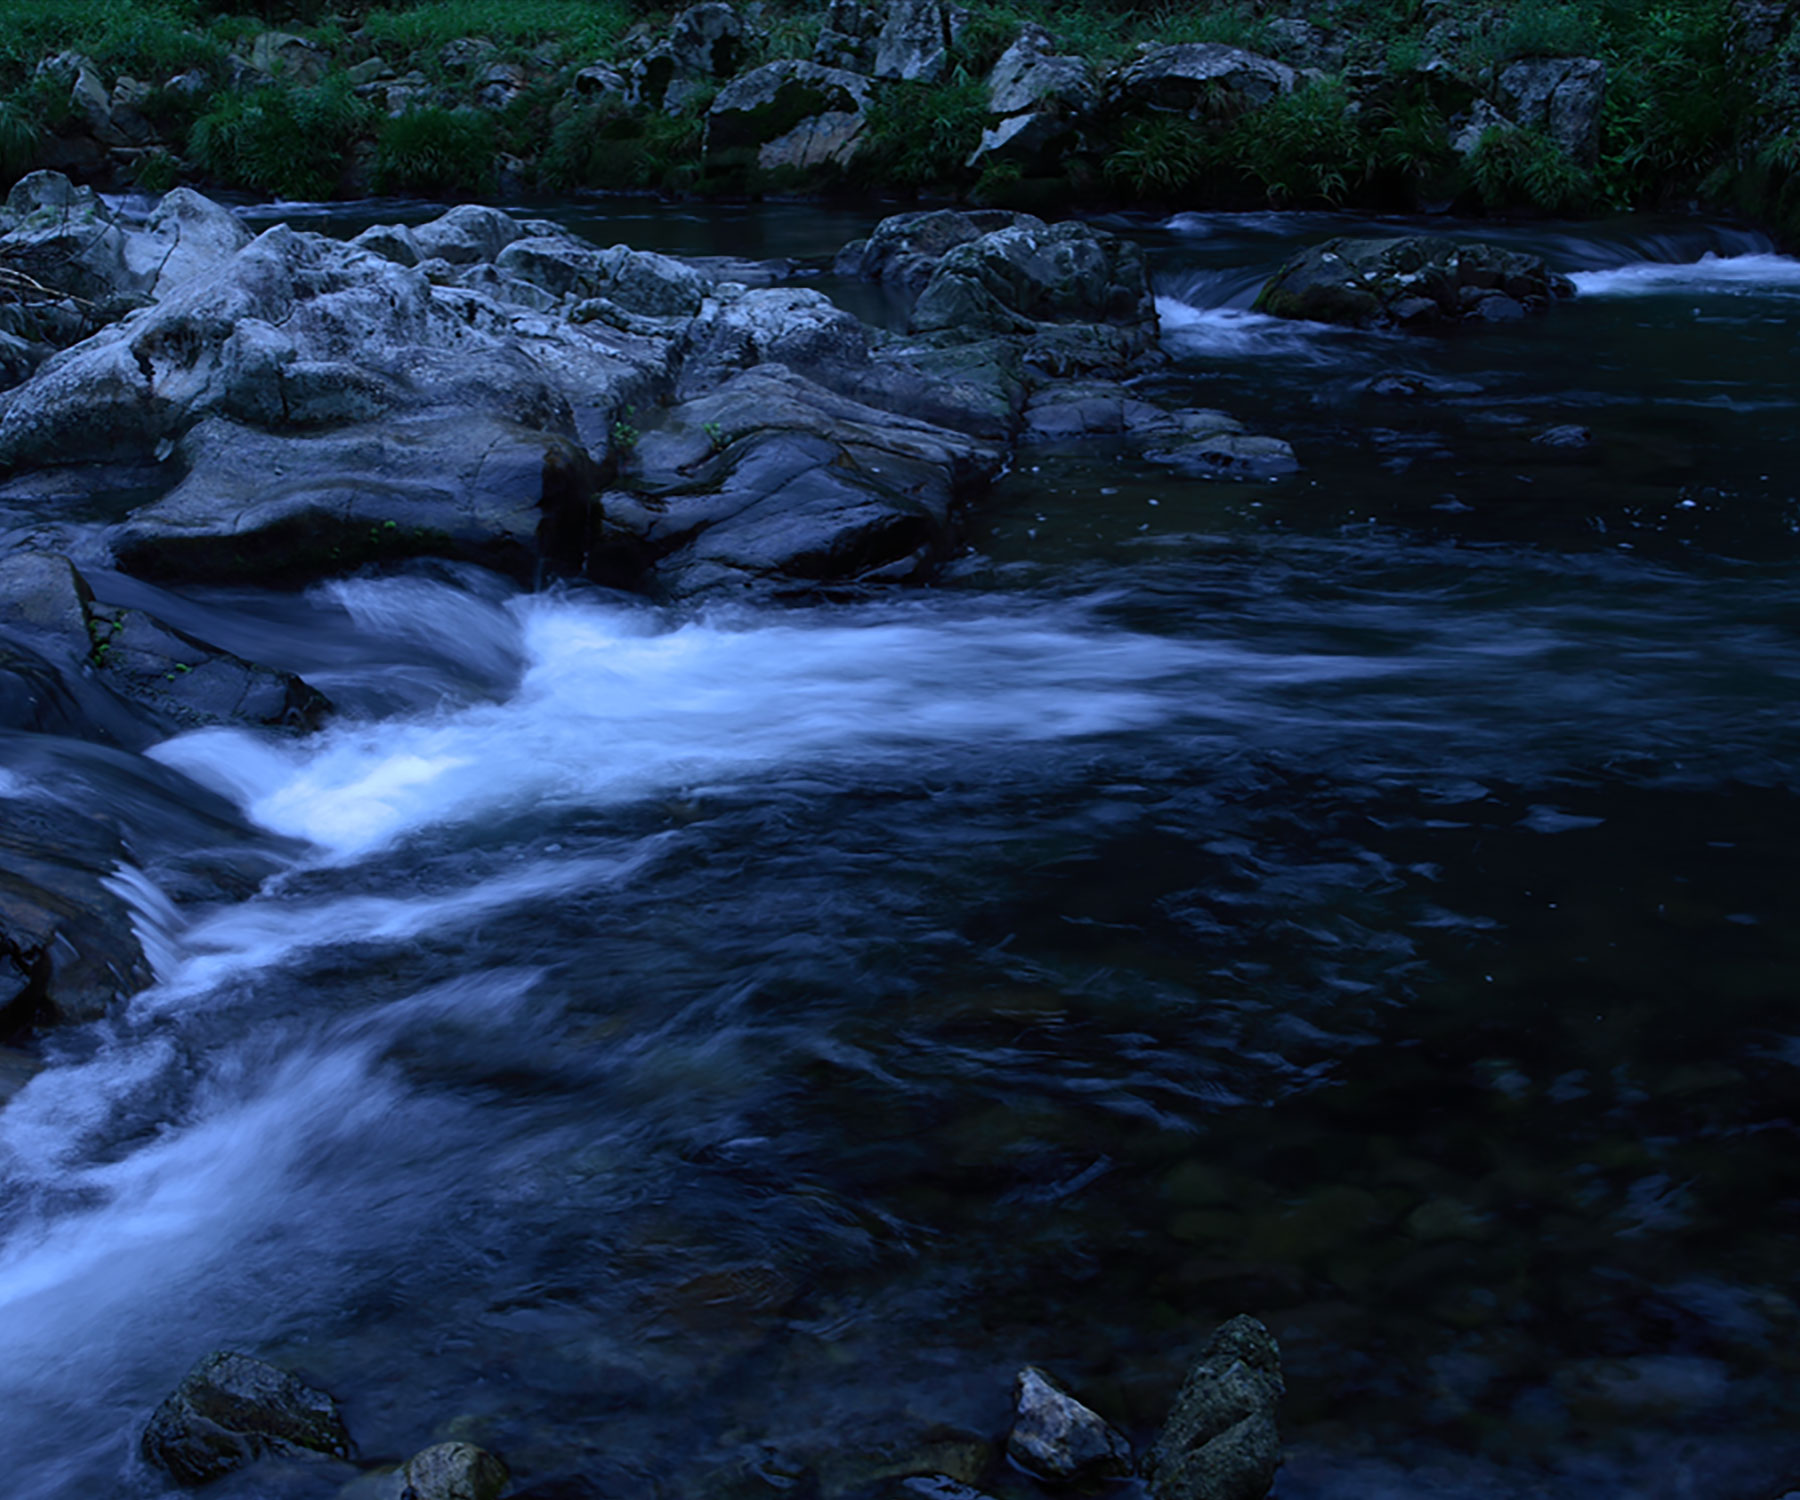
[1,0,1797,239]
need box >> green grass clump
[539,98,705,193]
[0,1,222,89]
[375,106,495,195]
[0,98,38,180]
[1598,0,1741,203]
[1467,124,1594,211]
[190,77,372,199]
[852,74,989,190]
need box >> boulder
[411,203,526,265]
[605,362,1001,596]
[908,217,1159,373]
[248,31,328,86]
[814,0,881,71]
[112,412,601,585]
[985,24,1096,117]
[631,1,748,113]
[476,61,530,110]
[1005,1367,1133,1485]
[496,237,709,316]
[1252,235,1575,329]
[873,0,967,83]
[833,208,1035,288]
[401,1441,510,1500]
[1496,56,1606,163]
[1021,381,1297,478]
[1449,97,1514,158]
[573,61,630,104]
[1145,1316,1284,1500]
[1110,43,1297,119]
[706,61,874,172]
[142,1351,353,1486]
[440,37,498,72]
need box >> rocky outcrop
[705,60,873,172]
[1252,235,1575,329]
[813,0,882,71]
[1109,43,1297,120]
[142,1351,353,1486]
[1021,381,1297,478]
[1496,57,1606,163]
[1006,1367,1133,1485]
[1145,1316,1284,1500]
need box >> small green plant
[612,408,639,451]
[1103,113,1212,196]
[133,148,182,194]
[702,420,726,453]
[374,107,495,196]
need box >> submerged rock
[1145,1316,1283,1500]
[1006,1366,1133,1484]
[402,1440,510,1500]
[1253,236,1575,330]
[141,1350,353,1485]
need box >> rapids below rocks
[0,197,1797,1500]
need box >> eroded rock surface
[1006,1366,1133,1484]
[142,1350,353,1486]
[1145,1316,1284,1500]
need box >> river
[0,200,1797,1499]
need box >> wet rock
[497,237,708,315]
[1145,1316,1283,1500]
[142,1351,352,1485]
[1021,381,1295,477]
[873,0,967,83]
[1005,1366,1132,1485]
[112,413,600,585]
[706,60,873,173]
[1533,423,1594,448]
[0,1045,41,1104]
[401,1441,510,1500]
[833,208,1034,290]
[1496,57,1606,163]
[1252,236,1575,330]
[909,217,1158,374]
[1110,44,1297,119]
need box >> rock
[411,203,526,265]
[134,189,255,296]
[631,1,748,113]
[1145,1316,1283,1500]
[1449,97,1514,158]
[1252,236,1575,330]
[497,237,709,315]
[1496,56,1606,163]
[351,221,424,268]
[833,208,1034,289]
[1110,44,1297,119]
[606,362,1000,597]
[249,31,328,86]
[814,0,881,71]
[401,1441,510,1500]
[0,550,90,651]
[1533,423,1594,448]
[142,1350,353,1486]
[164,67,210,96]
[1006,1366,1132,1485]
[574,61,630,103]
[476,61,530,110]
[677,285,869,396]
[1021,381,1297,478]
[112,412,600,585]
[440,37,498,72]
[873,0,967,83]
[986,25,1096,117]
[706,61,874,172]
[908,217,1159,374]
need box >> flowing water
[2,203,1798,1499]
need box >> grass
[374,107,495,195]
[190,77,373,200]
[359,0,634,59]
[852,73,989,191]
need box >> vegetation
[0,0,1788,236]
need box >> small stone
[401,1441,510,1500]
[1533,424,1593,448]
[1005,1366,1132,1485]
[1147,1316,1283,1500]
[141,1350,353,1486]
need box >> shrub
[1102,112,1212,197]
[1228,78,1366,205]
[1466,124,1594,211]
[0,98,38,183]
[375,107,495,195]
[1599,0,1741,203]
[539,99,705,193]
[190,77,373,199]
[852,75,991,191]
[359,0,632,59]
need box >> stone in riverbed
[1252,236,1574,330]
[1005,1365,1133,1484]
[141,1350,353,1485]
[1145,1315,1283,1500]
[401,1440,510,1500]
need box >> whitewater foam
[1572,251,1800,296]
